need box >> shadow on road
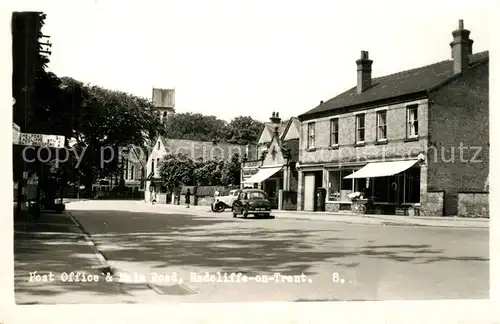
[75,210,489,274]
[14,215,123,303]
[14,208,490,301]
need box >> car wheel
[232,205,237,218]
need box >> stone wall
[195,196,215,206]
[156,193,168,204]
[282,191,298,210]
[325,202,340,212]
[458,192,489,218]
[420,191,444,216]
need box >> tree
[221,154,241,186]
[158,153,195,193]
[162,113,264,145]
[193,159,224,186]
[163,113,227,142]
[225,116,264,145]
[66,83,166,191]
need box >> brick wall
[299,99,429,164]
[427,61,489,215]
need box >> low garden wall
[458,192,489,218]
[420,190,444,216]
[176,186,236,206]
[281,191,298,211]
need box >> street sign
[17,133,65,148]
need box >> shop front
[326,159,423,215]
[241,165,283,209]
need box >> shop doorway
[303,171,323,211]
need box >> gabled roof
[299,51,489,119]
[264,121,288,137]
[280,117,300,140]
[259,119,289,144]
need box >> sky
[6,0,491,122]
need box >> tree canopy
[163,113,264,145]
[159,153,241,191]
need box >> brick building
[241,112,300,209]
[296,20,488,216]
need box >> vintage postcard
[2,0,497,323]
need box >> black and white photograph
[2,0,497,323]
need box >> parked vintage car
[231,189,272,218]
[211,189,241,212]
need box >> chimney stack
[356,51,373,94]
[450,19,473,74]
[269,111,281,124]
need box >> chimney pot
[450,19,472,74]
[320,101,324,105]
[356,50,373,94]
[276,112,279,118]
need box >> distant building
[152,88,175,123]
[241,112,301,209]
[145,135,255,203]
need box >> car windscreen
[247,192,266,200]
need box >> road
[57,200,490,302]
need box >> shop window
[328,170,341,201]
[373,177,391,202]
[354,178,367,192]
[404,167,420,203]
[328,169,357,201]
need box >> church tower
[152,88,175,123]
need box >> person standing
[185,188,191,208]
[150,185,157,205]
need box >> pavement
[144,201,489,228]
[12,199,484,304]
[13,209,125,304]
